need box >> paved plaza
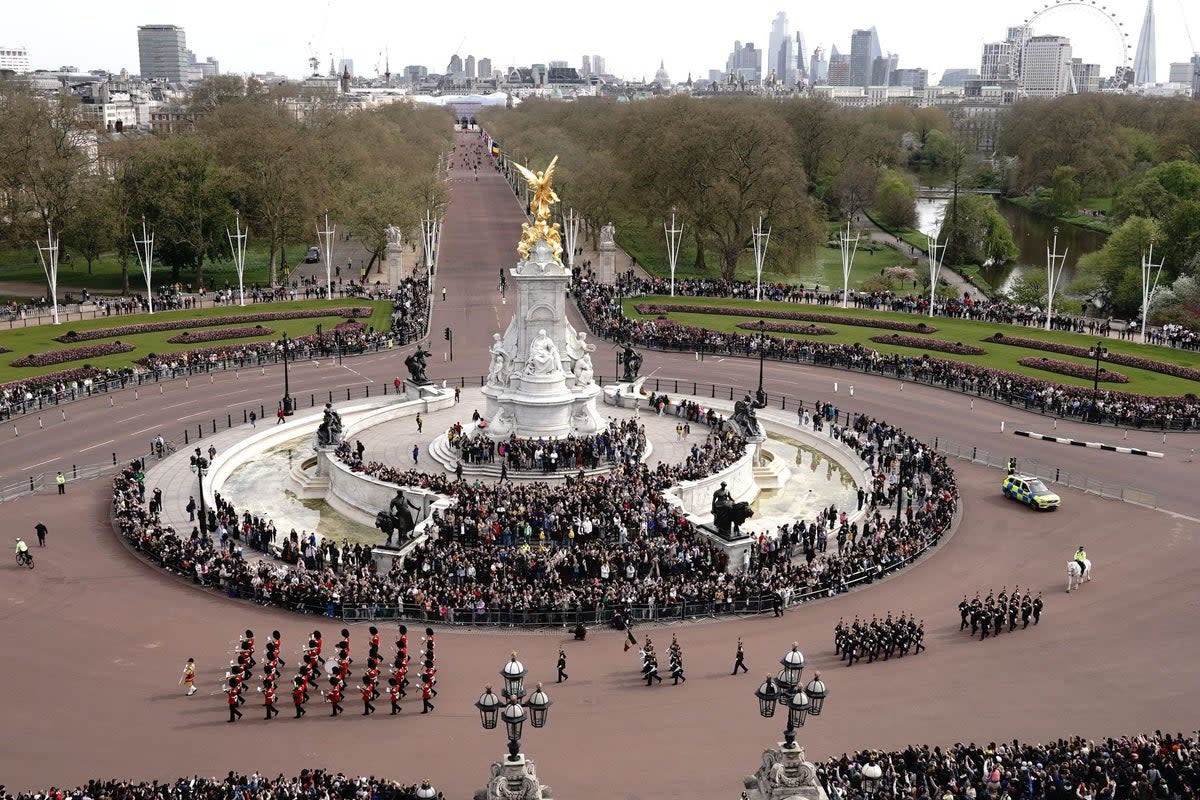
[2,131,1200,799]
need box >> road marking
[79,439,114,452]
[19,458,57,470]
[341,365,373,381]
[161,400,196,410]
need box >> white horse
[1066,559,1093,593]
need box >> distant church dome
[653,59,670,86]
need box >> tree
[834,160,879,221]
[939,194,1017,266]
[1159,200,1200,276]
[1044,166,1081,217]
[125,136,232,286]
[875,169,917,229]
[1006,270,1049,307]
[1076,216,1160,315]
[63,176,117,274]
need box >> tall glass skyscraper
[137,24,187,82]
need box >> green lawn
[0,300,396,384]
[615,217,915,289]
[628,296,1200,397]
[0,240,313,294]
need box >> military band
[834,612,926,666]
[958,588,1044,641]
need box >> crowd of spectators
[816,729,1200,800]
[112,390,954,624]
[446,418,646,471]
[575,280,1200,430]
[611,273,1190,344]
[2,771,442,800]
[6,729,1197,800]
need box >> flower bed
[735,321,835,336]
[0,346,10,354]
[53,307,373,343]
[1018,356,1129,383]
[869,333,987,355]
[634,302,938,334]
[166,326,275,344]
[11,341,136,368]
[988,333,1200,383]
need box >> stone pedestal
[382,242,405,287]
[743,744,831,800]
[474,753,553,800]
[482,238,604,439]
[596,222,617,284]
[749,433,792,490]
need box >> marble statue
[572,352,594,387]
[525,329,563,376]
[385,224,403,247]
[599,222,615,247]
[487,333,511,386]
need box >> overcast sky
[7,0,1198,84]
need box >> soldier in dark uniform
[1008,598,1019,632]
[959,596,970,631]
[992,603,1005,637]
[845,631,860,667]
[834,618,845,655]
[556,649,568,683]
[670,650,686,684]
[1032,592,1044,624]
[732,637,748,675]
[1021,594,1033,629]
[913,620,926,654]
[969,595,982,635]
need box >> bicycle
[15,550,34,569]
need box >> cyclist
[15,537,32,566]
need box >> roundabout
[2,134,1200,800]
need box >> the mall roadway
[1,132,1198,799]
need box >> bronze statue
[404,345,432,385]
[711,481,753,538]
[376,489,422,547]
[733,391,767,437]
[316,403,344,447]
[620,343,643,382]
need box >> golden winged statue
[513,156,564,263]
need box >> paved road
[1,130,1198,799]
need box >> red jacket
[292,687,306,706]
[263,687,276,706]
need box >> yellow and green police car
[1001,474,1060,511]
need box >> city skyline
[4,0,1198,85]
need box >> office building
[828,45,850,86]
[1132,0,1156,84]
[871,53,897,86]
[1070,59,1100,92]
[940,68,979,87]
[981,41,1015,81]
[137,24,188,82]
[768,12,796,84]
[794,32,807,81]
[464,55,476,79]
[592,55,606,75]
[726,40,762,84]
[580,55,591,77]
[404,65,428,82]
[1192,54,1200,97]
[890,67,928,90]
[1168,62,1192,83]
[0,45,30,73]
[1022,35,1072,97]
[848,29,875,87]
[809,46,827,83]
[478,58,493,80]
[336,58,353,77]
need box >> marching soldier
[834,618,845,654]
[292,677,308,718]
[1032,592,1044,625]
[323,677,345,717]
[1008,598,1019,632]
[179,658,197,697]
[556,649,569,683]
[670,650,686,684]
[226,678,243,723]
[958,597,970,631]
[1021,594,1033,629]
[388,678,402,714]
[359,681,376,716]
[420,675,435,714]
[731,637,748,675]
[261,679,279,720]
[913,620,926,654]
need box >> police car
[1001,474,1060,511]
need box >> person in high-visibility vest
[56,471,66,494]
[1074,546,1088,577]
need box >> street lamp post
[1089,341,1108,421]
[476,654,554,798]
[189,448,210,535]
[280,333,294,416]
[664,207,683,297]
[746,645,829,800]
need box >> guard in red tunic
[420,676,434,714]
[368,626,381,654]
[359,682,375,716]
[292,677,308,718]
[323,677,344,716]
[388,678,402,714]
[262,679,279,719]
[226,678,243,722]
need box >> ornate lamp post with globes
[473,653,555,800]
[742,643,831,800]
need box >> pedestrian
[208,444,217,462]
[416,413,423,433]
[355,440,365,461]
[557,649,568,683]
[249,411,257,428]
[441,287,447,302]
[732,637,748,674]
[455,461,463,481]
[56,471,66,494]
[186,496,197,521]
[412,444,420,464]
[179,658,196,696]
[34,522,47,547]
[276,405,286,424]
[454,387,460,404]
[1033,592,1043,625]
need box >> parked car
[304,246,321,263]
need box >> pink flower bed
[869,333,987,355]
[735,321,834,336]
[989,333,1200,383]
[11,341,136,368]
[1018,356,1129,383]
[53,307,373,343]
[167,326,275,344]
[635,302,938,334]
[0,346,10,354]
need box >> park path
[856,214,983,299]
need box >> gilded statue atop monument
[512,157,564,263]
